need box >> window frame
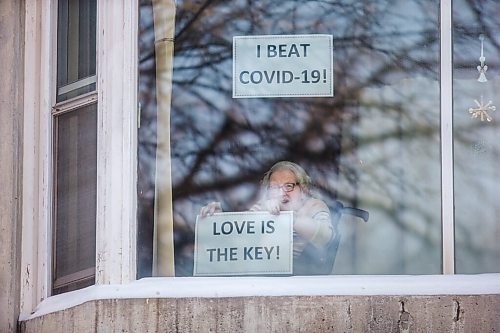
[20,0,500,320]
[94,0,138,286]
[52,0,100,295]
[20,0,138,317]
[440,0,455,275]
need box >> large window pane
[453,0,500,273]
[138,0,441,276]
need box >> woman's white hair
[261,161,312,195]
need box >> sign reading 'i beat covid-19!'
[232,34,334,98]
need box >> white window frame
[20,0,138,318]
[440,0,455,275]
[20,0,500,321]
[95,0,138,286]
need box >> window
[19,0,500,320]
[21,0,136,316]
[52,0,97,295]
[138,0,446,277]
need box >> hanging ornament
[468,95,496,122]
[477,34,488,82]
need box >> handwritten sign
[193,211,293,276]
[233,34,333,98]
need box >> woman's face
[267,168,304,211]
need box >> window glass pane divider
[52,91,97,115]
[440,0,455,275]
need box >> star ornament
[468,96,496,122]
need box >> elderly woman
[200,161,335,274]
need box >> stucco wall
[20,294,500,332]
[0,0,24,332]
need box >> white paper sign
[233,34,333,98]
[193,211,293,276]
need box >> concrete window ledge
[19,274,500,332]
[23,274,500,319]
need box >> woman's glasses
[268,182,299,193]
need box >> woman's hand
[263,198,281,215]
[199,201,222,217]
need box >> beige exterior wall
[0,0,24,332]
[20,295,500,332]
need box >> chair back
[293,201,369,275]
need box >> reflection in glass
[138,0,441,276]
[453,0,500,273]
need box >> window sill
[23,273,500,320]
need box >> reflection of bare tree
[138,0,500,276]
[169,0,438,194]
